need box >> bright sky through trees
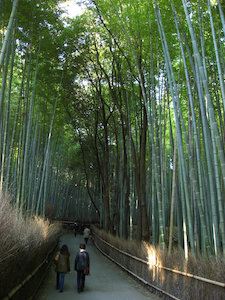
[60,0,84,17]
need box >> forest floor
[35,232,160,300]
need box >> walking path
[35,233,160,300]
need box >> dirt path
[35,233,160,300]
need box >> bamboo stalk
[0,0,19,71]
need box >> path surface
[35,233,160,300]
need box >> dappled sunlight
[146,245,157,268]
[0,193,61,265]
[144,243,164,282]
[34,216,49,240]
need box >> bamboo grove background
[0,0,98,221]
[0,0,225,259]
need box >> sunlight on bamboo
[34,216,49,240]
[210,0,217,6]
[147,246,157,268]
[144,243,163,282]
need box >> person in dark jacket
[54,244,70,292]
[74,243,90,293]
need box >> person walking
[54,244,70,293]
[83,226,90,245]
[73,222,78,238]
[74,243,90,293]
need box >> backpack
[76,252,87,271]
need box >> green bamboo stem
[154,1,195,253]
[170,0,211,255]
[207,0,225,111]
[0,0,19,70]
[36,97,58,215]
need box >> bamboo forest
[1,0,225,262]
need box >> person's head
[60,244,69,255]
[80,243,86,250]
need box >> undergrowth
[92,225,225,284]
[0,192,62,298]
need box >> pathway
[35,233,160,300]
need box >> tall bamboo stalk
[0,0,19,71]
[154,1,195,253]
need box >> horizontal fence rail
[3,243,57,300]
[92,231,225,300]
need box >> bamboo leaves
[80,0,225,257]
[0,0,77,221]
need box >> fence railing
[2,243,57,300]
[92,231,225,300]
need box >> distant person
[54,244,70,293]
[83,226,90,245]
[74,243,90,293]
[74,222,78,237]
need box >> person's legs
[77,271,82,292]
[81,273,85,291]
[56,272,60,289]
[59,273,65,292]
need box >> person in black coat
[74,243,90,293]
